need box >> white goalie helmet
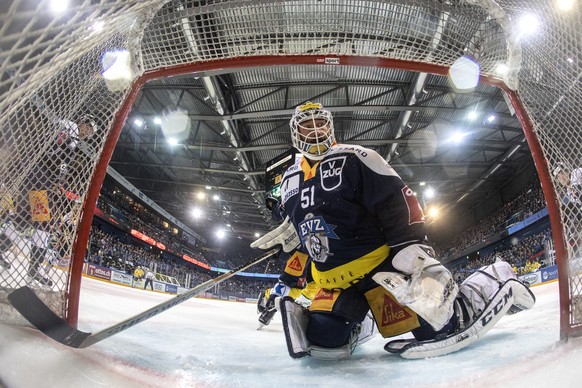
[289,102,335,160]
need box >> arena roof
[109,64,533,241]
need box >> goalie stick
[8,247,280,348]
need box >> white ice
[1,278,581,388]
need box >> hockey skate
[27,247,54,288]
[27,269,54,287]
[385,261,535,359]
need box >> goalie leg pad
[385,278,535,359]
[307,312,377,361]
[280,297,310,359]
[372,244,458,331]
[280,297,377,360]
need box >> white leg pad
[372,244,458,330]
[307,313,376,360]
[279,297,310,359]
[458,260,532,319]
[280,298,377,360]
[385,278,535,359]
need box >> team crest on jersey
[320,156,346,191]
[298,214,339,263]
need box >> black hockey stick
[8,247,280,348]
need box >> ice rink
[1,277,582,388]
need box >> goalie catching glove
[251,216,300,253]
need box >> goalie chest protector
[279,145,426,272]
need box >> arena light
[428,207,439,218]
[487,115,496,123]
[50,0,69,13]
[196,192,206,200]
[556,0,575,11]
[450,131,467,144]
[92,21,104,34]
[518,13,540,36]
[133,118,144,127]
[101,50,133,92]
[449,56,480,92]
[254,232,260,238]
[213,194,220,201]
[161,108,191,142]
[467,111,478,121]
[167,137,178,146]
[191,207,203,218]
[153,117,162,125]
[495,63,508,76]
[216,229,226,239]
[425,187,435,199]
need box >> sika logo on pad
[382,294,413,326]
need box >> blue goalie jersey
[279,144,427,285]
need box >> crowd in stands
[434,183,546,260]
[97,188,211,265]
[90,175,555,299]
[88,224,276,298]
[448,228,553,283]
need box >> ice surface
[1,278,581,388]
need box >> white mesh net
[0,0,580,335]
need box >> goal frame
[69,54,572,340]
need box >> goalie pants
[306,257,458,348]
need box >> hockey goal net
[0,0,580,338]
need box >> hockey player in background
[251,102,535,360]
[1,107,96,286]
[144,269,155,291]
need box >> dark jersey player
[252,102,535,360]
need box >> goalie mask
[290,102,335,160]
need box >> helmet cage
[290,103,335,160]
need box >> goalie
[251,102,535,360]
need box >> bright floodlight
[254,232,261,238]
[133,118,144,127]
[216,229,226,239]
[167,137,178,146]
[191,207,203,218]
[425,187,435,199]
[556,0,575,11]
[153,117,162,125]
[50,0,69,13]
[449,56,480,91]
[196,192,206,200]
[451,131,466,144]
[213,194,220,201]
[487,115,496,123]
[495,63,508,76]
[428,207,439,218]
[468,111,478,121]
[101,50,133,92]
[518,13,540,36]
[161,108,191,142]
[92,21,104,33]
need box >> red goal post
[0,0,579,339]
